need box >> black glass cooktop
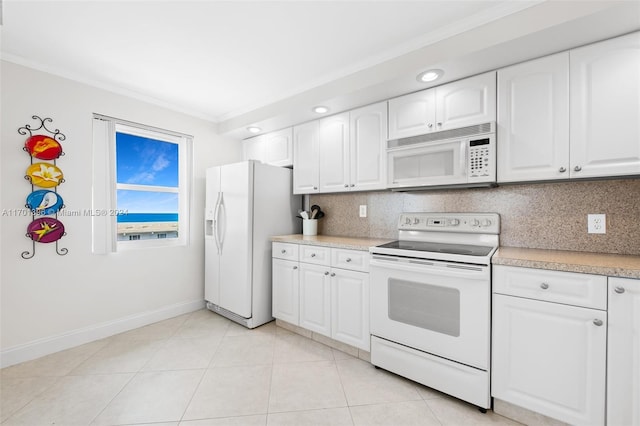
[377,240,494,256]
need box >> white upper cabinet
[497,53,570,182]
[570,32,640,179]
[388,72,496,140]
[435,72,496,131]
[319,112,350,193]
[388,89,436,140]
[242,135,266,163]
[293,121,320,194]
[264,128,293,167]
[349,102,387,191]
[293,102,388,194]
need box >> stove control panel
[398,213,500,234]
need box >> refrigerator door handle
[213,192,222,254]
[218,193,226,251]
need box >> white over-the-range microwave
[387,122,496,190]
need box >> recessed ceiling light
[247,126,261,134]
[417,69,444,83]
[313,106,329,114]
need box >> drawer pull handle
[346,258,352,263]
[281,249,287,254]
[593,319,603,327]
[331,273,336,277]
[324,271,329,275]
[540,283,549,290]
[293,266,298,270]
[311,253,316,257]
[614,286,625,294]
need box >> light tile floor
[0,310,522,426]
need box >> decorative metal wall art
[19,115,68,259]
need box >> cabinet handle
[346,258,352,262]
[344,184,349,188]
[574,166,582,172]
[428,123,433,128]
[293,266,298,270]
[331,273,336,277]
[437,122,442,126]
[559,167,566,173]
[350,184,355,187]
[593,319,603,327]
[540,283,549,290]
[310,253,316,257]
[324,271,329,275]
[614,286,625,294]
[281,249,287,254]
[313,186,318,190]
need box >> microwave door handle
[460,141,468,176]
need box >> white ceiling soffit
[2,1,538,120]
[2,1,639,140]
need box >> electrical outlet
[588,214,606,234]
[359,205,367,218]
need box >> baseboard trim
[0,299,205,368]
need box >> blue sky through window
[116,132,179,187]
[116,132,179,216]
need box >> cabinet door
[319,113,350,193]
[272,258,299,325]
[388,89,436,139]
[242,136,265,162]
[349,102,387,191]
[607,277,640,426]
[570,32,640,179]
[435,72,496,131]
[492,294,606,425]
[497,53,570,182]
[293,121,320,194]
[331,269,369,351]
[264,128,293,167]
[299,263,331,336]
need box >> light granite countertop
[271,234,393,251]
[493,247,640,279]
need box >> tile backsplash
[309,178,640,255]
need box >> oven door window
[388,278,460,337]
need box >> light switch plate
[588,214,606,234]
[359,205,367,218]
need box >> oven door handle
[370,255,488,278]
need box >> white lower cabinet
[607,277,640,426]
[492,265,607,426]
[272,243,370,351]
[272,258,299,325]
[331,268,369,350]
[299,262,332,336]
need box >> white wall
[0,61,242,367]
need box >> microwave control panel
[468,138,491,178]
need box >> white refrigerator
[204,161,300,328]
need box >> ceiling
[2,1,639,140]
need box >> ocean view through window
[115,128,180,242]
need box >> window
[92,115,192,252]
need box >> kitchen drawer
[493,265,607,310]
[272,242,299,261]
[299,245,331,266]
[331,248,369,272]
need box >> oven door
[370,254,490,370]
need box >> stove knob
[414,218,420,225]
[472,219,480,227]
[405,217,411,225]
[449,219,460,226]
[482,219,492,227]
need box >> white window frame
[92,115,192,253]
